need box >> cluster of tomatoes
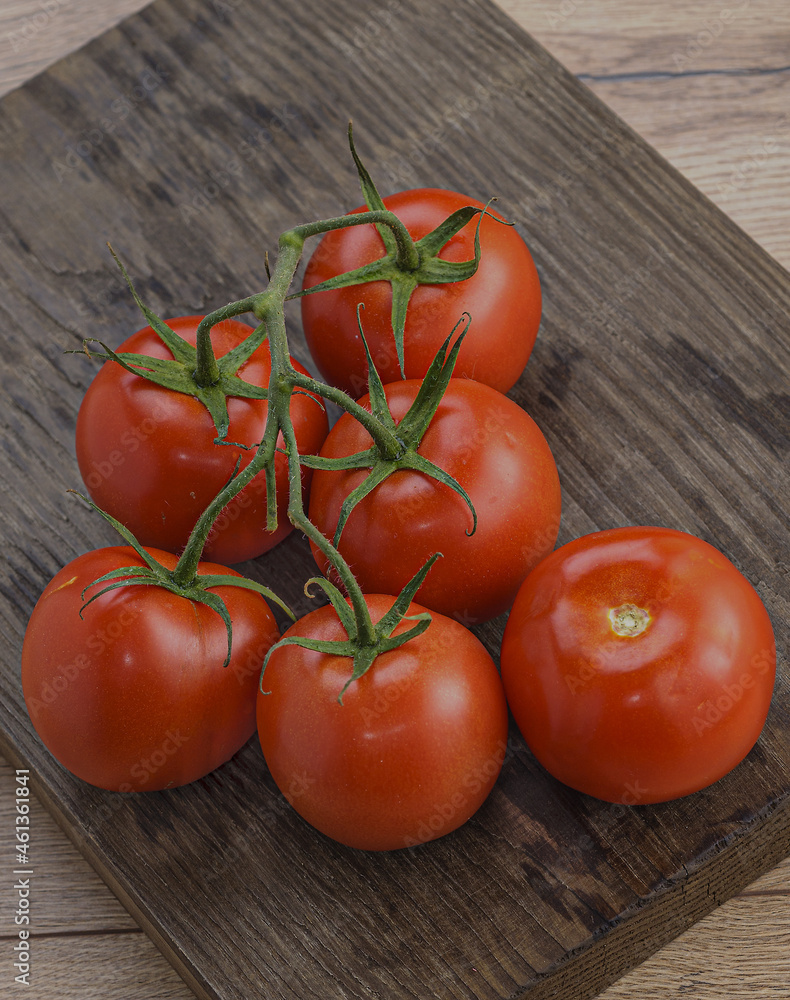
[21,134,776,852]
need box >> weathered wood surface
[0,1,789,999]
[5,1,788,272]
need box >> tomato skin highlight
[21,546,279,791]
[256,596,510,851]
[301,188,541,396]
[75,316,329,564]
[307,379,562,624]
[500,526,777,804]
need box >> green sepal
[214,320,270,376]
[412,254,481,285]
[79,575,166,619]
[258,635,362,696]
[395,315,469,442]
[358,304,397,432]
[334,552,441,702]
[196,574,295,622]
[69,491,162,573]
[217,373,269,401]
[89,248,272,443]
[195,383,235,444]
[260,554,441,704]
[189,588,235,668]
[399,452,476,536]
[347,120,395,255]
[77,340,197,394]
[295,318,477,544]
[375,553,440,636]
[389,277,419,375]
[414,206,485,259]
[332,460,398,545]
[258,573,361,695]
[108,245,195,363]
[303,576,358,639]
[290,145,498,379]
[77,337,271,447]
[69,491,290,670]
[286,254,398,299]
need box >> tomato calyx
[261,554,440,704]
[299,311,478,544]
[70,491,293,668]
[76,248,272,446]
[289,122,504,378]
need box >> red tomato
[307,379,562,624]
[301,188,541,397]
[256,595,509,850]
[500,526,776,804]
[21,546,279,791]
[75,316,329,564]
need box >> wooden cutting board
[1,1,788,998]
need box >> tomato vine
[70,124,496,682]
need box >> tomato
[256,595,509,850]
[500,526,776,804]
[21,546,279,791]
[301,188,541,397]
[307,379,562,624]
[75,316,329,564]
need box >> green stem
[193,295,260,388]
[391,218,420,272]
[283,419,377,647]
[170,208,414,643]
[290,371,403,461]
[257,230,378,646]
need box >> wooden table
[1,2,788,997]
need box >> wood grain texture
[504,1,790,271]
[8,750,787,1000]
[0,2,789,999]
[0,0,152,98]
[1,1,789,270]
